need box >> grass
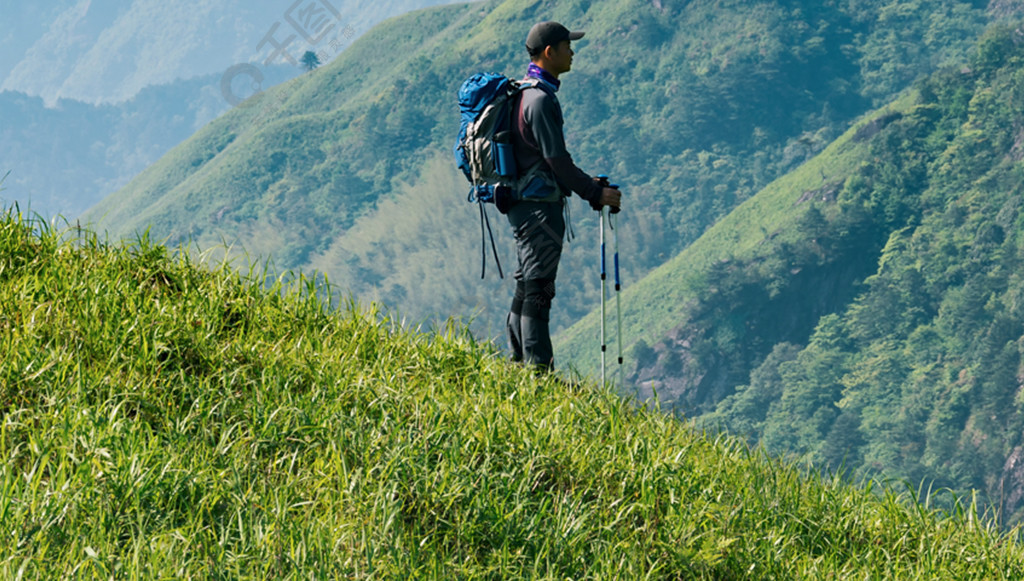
[2,207,1024,579]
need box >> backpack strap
[517,77,554,94]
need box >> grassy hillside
[4,210,1024,578]
[559,22,1024,525]
[81,0,1004,342]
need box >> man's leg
[507,280,525,363]
[521,278,556,369]
[507,201,564,370]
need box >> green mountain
[559,23,1024,526]
[82,0,1002,342]
[1,0,463,220]
[4,208,1024,578]
[557,89,900,394]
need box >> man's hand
[592,176,622,212]
[599,187,622,210]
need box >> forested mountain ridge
[559,22,1024,525]
[557,90,903,401]
[721,24,1024,526]
[81,0,1007,342]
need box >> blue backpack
[455,73,543,278]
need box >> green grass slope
[80,0,1002,341]
[5,212,1024,578]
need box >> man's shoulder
[520,78,557,96]
[518,82,559,111]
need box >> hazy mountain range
[0,0,460,218]
[1,0,459,105]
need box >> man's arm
[546,155,601,204]
[525,91,621,209]
[545,156,621,209]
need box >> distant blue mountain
[0,0,461,219]
[0,63,300,219]
[1,0,461,105]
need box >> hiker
[506,21,623,370]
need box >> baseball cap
[525,21,585,53]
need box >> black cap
[525,21,584,53]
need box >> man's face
[547,40,574,76]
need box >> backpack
[454,73,543,278]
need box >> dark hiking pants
[506,200,564,369]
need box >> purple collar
[527,63,560,92]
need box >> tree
[301,51,321,72]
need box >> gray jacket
[513,78,603,205]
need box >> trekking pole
[612,207,623,373]
[599,205,607,387]
[597,174,622,386]
[603,179,624,378]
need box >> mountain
[0,67,296,219]
[559,22,1024,525]
[0,0,461,219]
[81,0,1003,343]
[1,0,462,105]
[557,93,906,401]
[0,1,79,86]
[3,208,1024,577]
[2,0,283,105]
[0,79,229,219]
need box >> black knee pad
[510,280,525,315]
[522,278,555,320]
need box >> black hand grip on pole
[596,174,621,214]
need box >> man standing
[506,21,622,370]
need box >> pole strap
[479,202,504,279]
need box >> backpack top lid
[457,73,512,123]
